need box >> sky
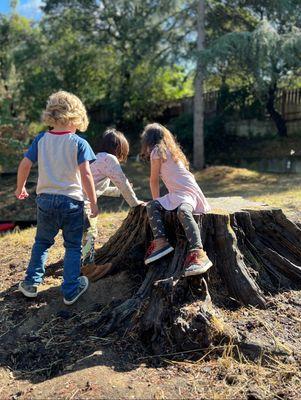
[0,0,44,19]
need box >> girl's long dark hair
[140,123,189,169]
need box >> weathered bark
[83,197,301,358]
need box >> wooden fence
[203,88,301,120]
[276,89,301,121]
[163,88,301,121]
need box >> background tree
[201,21,301,137]
[1,0,301,167]
[193,0,205,169]
[41,0,192,132]
[0,12,36,124]
[201,0,301,92]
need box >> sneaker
[145,240,174,265]
[18,281,38,298]
[63,276,89,305]
[184,249,213,277]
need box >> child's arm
[94,177,121,198]
[15,157,32,199]
[150,158,161,199]
[79,161,99,218]
[109,172,141,207]
[95,155,142,207]
[101,186,121,198]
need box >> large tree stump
[84,197,301,357]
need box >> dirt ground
[1,166,301,399]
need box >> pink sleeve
[150,146,161,160]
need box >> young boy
[15,90,98,305]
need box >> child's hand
[136,200,147,207]
[90,203,99,218]
[15,187,29,200]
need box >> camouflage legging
[146,200,203,250]
[82,204,98,265]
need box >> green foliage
[0,13,39,125]
[1,1,192,132]
[0,126,28,172]
[168,112,193,153]
[38,0,190,127]
[202,21,301,99]
[124,65,193,121]
[218,84,265,119]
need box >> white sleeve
[102,186,121,197]
[105,156,140,207]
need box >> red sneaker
[184,249,212,277]
[145,240,174,265]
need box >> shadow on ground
[0,262,147,384]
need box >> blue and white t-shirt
[25,131,96,201]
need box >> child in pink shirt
[141,123,212,276]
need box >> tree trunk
[266,84,288,137]
[82,198,301,359]
[193,0,205,169]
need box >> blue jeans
[25,194,84,299]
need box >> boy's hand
[90,203,99,218]
[15,158,32,200]
[15,187,29,200]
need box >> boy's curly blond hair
[42,90,89,132]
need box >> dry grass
[194,166,301,221]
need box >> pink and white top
[90,152,140,207]
[151,147,211,214]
